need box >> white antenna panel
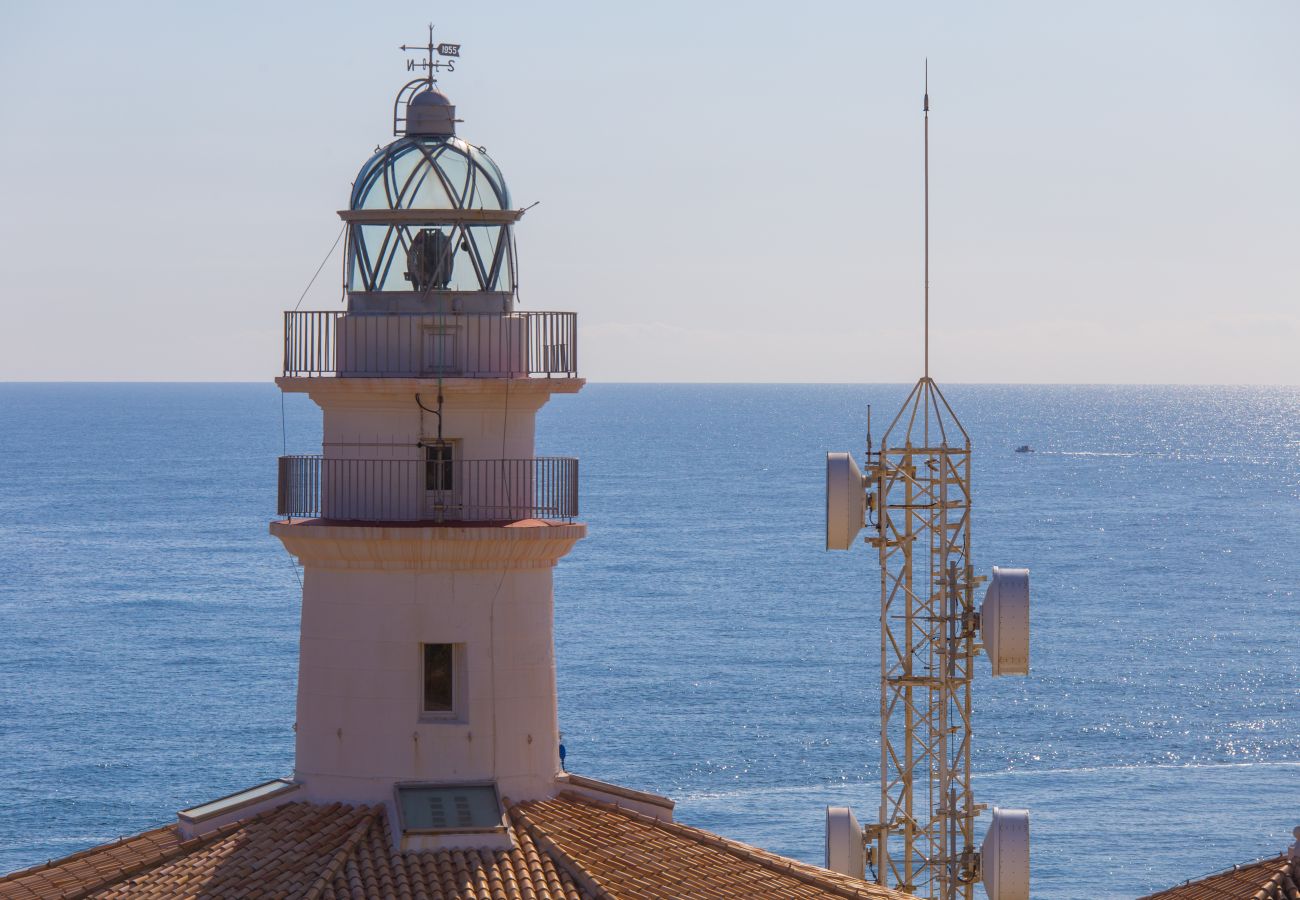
[980,566,1030,676]
[825,452,866,551]
[981,807,1030,900]
[825,806,865,878]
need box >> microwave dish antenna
[981,808,1030,900]
[826,452,867,551]
[981,567,1031,677]
[826,806,868,879]
[821,69,1035,900]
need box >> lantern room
[343,85,521,314]
[281,50,577,382]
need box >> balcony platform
[276,375,584,398]
[270,517,587,571]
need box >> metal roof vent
[406,89,456,137]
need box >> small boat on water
[1015,445,1034,453]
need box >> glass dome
[351,135,510,211]
[347,135,515,295]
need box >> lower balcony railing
[277,455,578,523]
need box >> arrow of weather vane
[402,25,462,80]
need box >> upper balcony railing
[284,311,577,378]
[277,455,579,523]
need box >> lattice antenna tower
[824,67,1033,900]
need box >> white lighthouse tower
[271,37,588,846]
[0,36,928,899]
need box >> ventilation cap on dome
[406,89,457,136]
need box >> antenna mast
[924,60,930,381]
[865,70,981,900]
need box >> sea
[0,383,1296,899]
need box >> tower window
[425,443,454,492]
[422,643,462,716]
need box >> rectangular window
[423,643,455,713]
[425,443,454,492]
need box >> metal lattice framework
[867,376,983,900]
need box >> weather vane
[401,24,461,88]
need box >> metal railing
[283,311,577,378]
[277,455,579,523]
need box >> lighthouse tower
[271,47,585,844]
[0,36,926,899]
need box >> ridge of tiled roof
[512,791,919,900]
[1138,853,1298,900]
[296,806,377,900]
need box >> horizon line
[1,380,1297,388]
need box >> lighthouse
[1,35,922,898]
[271,38,587,844]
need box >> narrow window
[425,443,454,492]
[423,643,455,713]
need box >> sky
[1,1,1297,383]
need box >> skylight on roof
[179,778,297,822]
[396,783,503,833]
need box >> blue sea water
[0,383,1296,899]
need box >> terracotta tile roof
[1139,853,1299,900]
[0,820,242,900]
[316,803,590,900]
[511,792,915,900]
[1,794,916,900]
[95,802,378,899]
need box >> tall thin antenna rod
[923,61,930,381]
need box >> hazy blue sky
[2,2,1296,382]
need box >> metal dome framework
[346,135,516,295]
